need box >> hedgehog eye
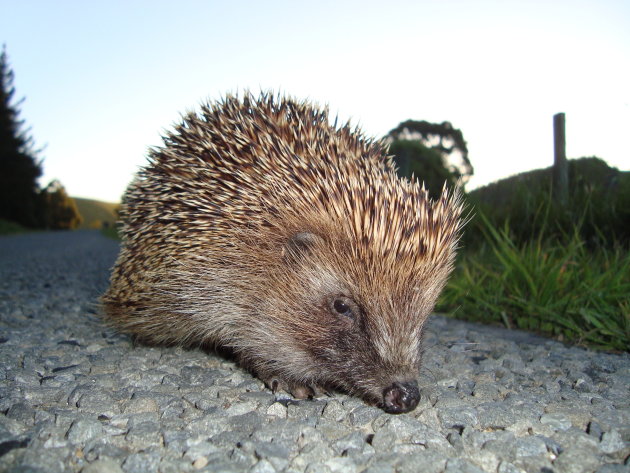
[331,297,355,320]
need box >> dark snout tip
[382,380,420,414]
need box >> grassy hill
[438,157,630,352]
[468,156,627,208]
[73,197,119,230]
[464,157,630,247]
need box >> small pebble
[192,456,208,469]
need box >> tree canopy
[41,179,82,230]
[387,119,473,185]
[387,139,454,200]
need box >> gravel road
[0,230,628,473]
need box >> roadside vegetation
[436,158,630,352]
[0,218,27,235]
[101,224,120,240]
[437,213,630,351]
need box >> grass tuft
[0,219,28,235]
[101,225,121,240]
[438,212,630,352]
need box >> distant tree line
[0,45,81,230]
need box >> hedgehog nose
[382,381,420,414]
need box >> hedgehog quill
[102,92,464,414]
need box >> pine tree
[0,45,44,227]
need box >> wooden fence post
[553,113,568,205]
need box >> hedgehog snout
[381,380,420,414]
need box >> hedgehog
[102,92,463,414]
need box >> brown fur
[102,92,463,406]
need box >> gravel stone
[599,429,626,454]
[81,458,124,473]
[467,450,501,472]
[347,405,381,426]
[296,441,335,466]
[321,400,346,422]
[184,441,222,459]
[84,441,128,462]
[251,419,303,449]
[553,446,602,473]
[331,431,366,455]
[77,391,120,417]
[1,230,629,472]
[121,451,161,473]
[6,402,36,424]
[316,418,353,442]
[66,418,104,444]
[287,400,326,423]
[514,435,548,457]
[438,405,479,429]
[267,402,288,418]
[397,450,447,473]
[496,462,524,473]
[369,429,395,453]
[596,465,630,473]
[125,420,162,450]
[444,457,487,473]
[476,403,519,430]
[254,442,291,470]
[250,459,277,473]
[513,456,555,472]
[540,412,573,431]
[219,399,255,416]
[123,396,159,414]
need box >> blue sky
[2,0,629,202]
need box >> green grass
[438,213,630,352]
[464,157,630,249]
[101,224,121,240]
[0,219,29,235]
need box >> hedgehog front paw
[265,376,326,400]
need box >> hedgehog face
[261,229,452,413]
[313,289,426,414]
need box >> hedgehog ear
[283,232,322,261]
